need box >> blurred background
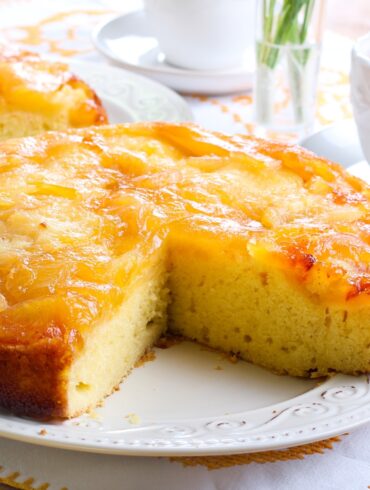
[328,0,369,38]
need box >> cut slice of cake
[0,46,108,140]
[0,123,369,419]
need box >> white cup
[351,32,370,163]
[143,0,256,71]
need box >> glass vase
[253,0,326,138]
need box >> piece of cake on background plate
[0,45,108,139]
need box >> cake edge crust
[0,341,70,419]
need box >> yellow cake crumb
[125,413,141,425]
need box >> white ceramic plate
[0,342,370,457]
[67,59,193,123]
[92,11,254,95]
[0,123,369,457]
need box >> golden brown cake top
[0,123,368,349]
[0,45,107,126]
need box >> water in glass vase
[253,0,325,138]
[254,41,320,137]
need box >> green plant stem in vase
[254,0,323,135]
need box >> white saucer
[301,120,370,181]
[301,120,365,168]
[92,10,254,95]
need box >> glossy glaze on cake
[0,123,369,418]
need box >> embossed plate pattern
[68,60,193,124]
[0,125,369,457]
